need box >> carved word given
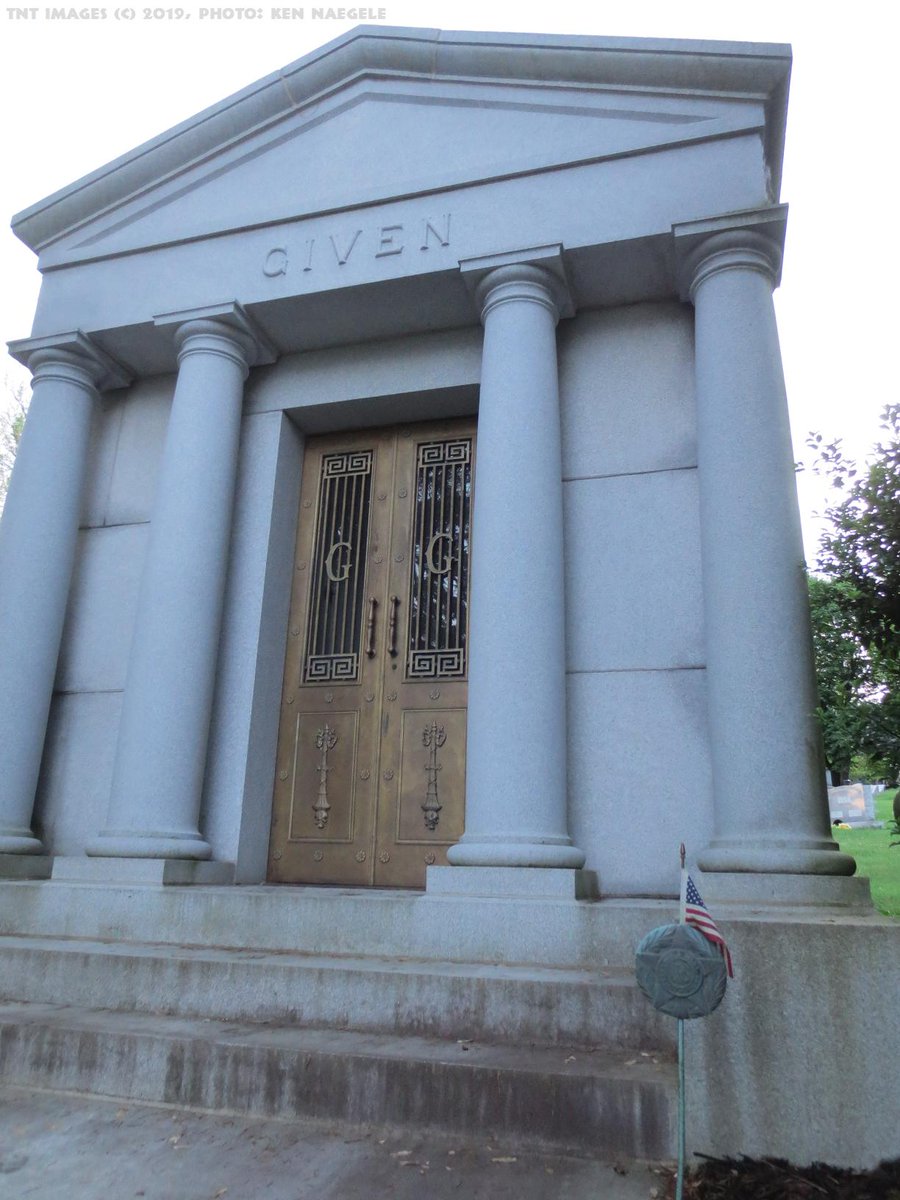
[263,214,451,278]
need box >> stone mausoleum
[1,24,896,1169]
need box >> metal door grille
[406,438,472,679]
[304,450,373,683]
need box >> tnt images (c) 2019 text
[4,4,388,14]
[7,7,109,16]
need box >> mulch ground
[674,1156,900,1199]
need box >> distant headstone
[828,783,877,826]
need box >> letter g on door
[325,541,352,582]
[425,532,453,575]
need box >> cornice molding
[12,26,790,255]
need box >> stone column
[447,253,585,870]
[682,224,854,878]
[88,317,257,861]
[0,336,127,862]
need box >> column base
[52,856,233,886]
[697,837,856,876]
[0,831,47,855]
[427,865,598,899]
[0,853,52,880]
[446,834,586,869]
[697,870,872,909]
[86,832,212,860]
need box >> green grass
[834,788,900,917]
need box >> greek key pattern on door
[407,438,472,680]
[304,450,373,683]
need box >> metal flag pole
[635,846,730,1200]
[677,843,687,1200]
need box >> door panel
[269,419,475,888]
[286,710,359,843]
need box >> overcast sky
[1,0,895,559]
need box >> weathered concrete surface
[685,915,900,1170]
[0,881,676,966]
[0,1085,670,1200]
[0,1004,676,1161]
[0,937,675,1053]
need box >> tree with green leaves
[807,404,900,783]
[808,575,873,782]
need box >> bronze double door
[268,419,475,888]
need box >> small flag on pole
[684,874,734,978]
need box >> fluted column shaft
[89,319,255,859]
[688,231,854,876]
[0,349,104,853]
[448,264,584,869]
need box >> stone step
[0,1003,677,1160]
[0,881,678,968]
[0,935,675,1052]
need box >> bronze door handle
[366,597,378,658]
[388,595,400,657]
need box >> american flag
[685,875,734,978]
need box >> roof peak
[12,24,791,254]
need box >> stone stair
[0,881,679,1158]
[0,1003,674,1159]
[0,936,673,1050]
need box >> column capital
[459,243,575,323]
[173,319,257,381]
[7,330,131,392]
[154,301,278,369]
[672,205,787,302]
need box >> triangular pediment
[14,26,790,266]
